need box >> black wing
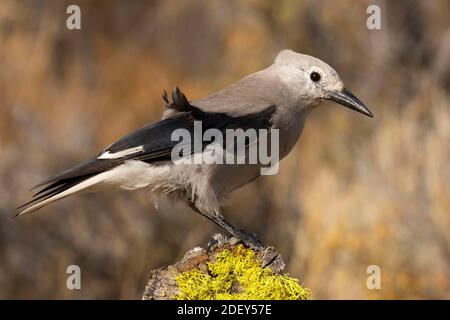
[21,87,275,209]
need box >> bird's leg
[206,213,264,250]
[190,205,264,250]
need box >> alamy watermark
[366,4,381,30]
[366,265,381,289]
[66,5,81,30]
[66,265,81,290]
[171,121,280,175]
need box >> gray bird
[17,50,373,249]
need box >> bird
[17,49,373,249]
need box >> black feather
[17,175,90,213]
[162,90,169,106]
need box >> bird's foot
[207,233,235,250]
[234,229,264,250]
[207,231,264,251]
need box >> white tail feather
[17,172,110,216]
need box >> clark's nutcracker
[17,50,373,248]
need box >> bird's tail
[16,173,103,217]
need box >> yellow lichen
[175,245,310,300]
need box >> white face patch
[98,146,144,159]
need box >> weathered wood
[142,233,286,300]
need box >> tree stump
[142,233,310,300]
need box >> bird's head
[272,49,373,118]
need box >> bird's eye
[310,71,321,82]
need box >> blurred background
[0,0,449,299]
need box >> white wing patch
[98,146,144,159]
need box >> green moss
[175,245,310,300]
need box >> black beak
[326,88,374,118]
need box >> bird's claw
[207,232,264,251]
[236,231,264,250]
